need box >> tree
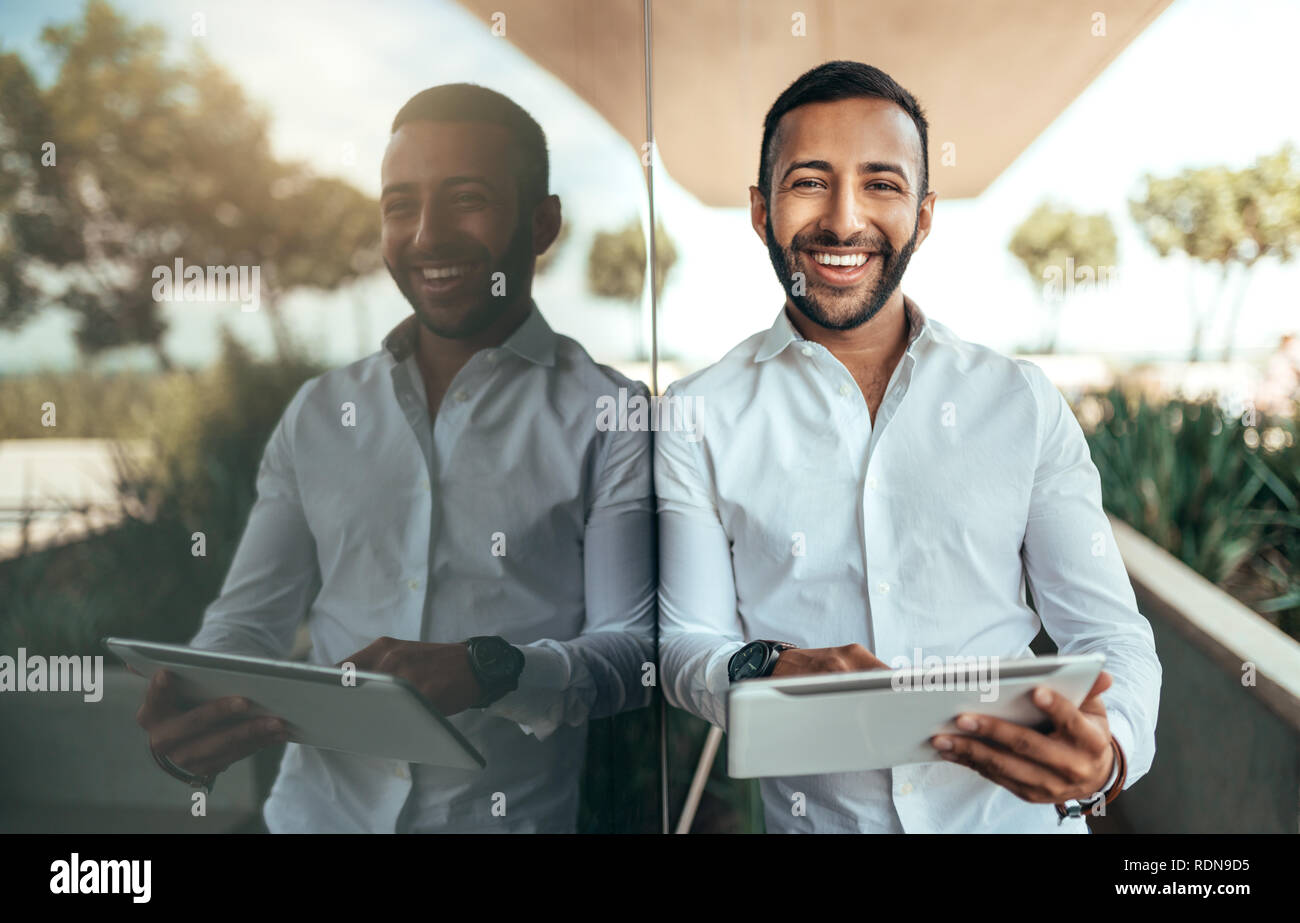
[0,0,381,368]
[587,218,677,302]
[1128,144,1300,361]
[586,218,677,361]
[1008,203,1117,354]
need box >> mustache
[790,230,893,255]
[396,244,491,267]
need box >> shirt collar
[381,299,558,367]
[754,294,931,362]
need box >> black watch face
[733,642,769,680]
[472,638,520,683]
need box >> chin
[415,298,503,340]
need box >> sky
[1,0,1297,376]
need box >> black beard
[384,217,535,340]
[765,210,918,331]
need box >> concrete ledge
[1109,515,1300,833]
[1111,516,1300,732]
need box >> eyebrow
[380,175,497,199]
[780,159,912,187]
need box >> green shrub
[0,327,323,656]
[1078,386,1299,640]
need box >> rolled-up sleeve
[1017,360,1162,787]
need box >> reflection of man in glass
[136,85,655,832]
[656,61,1160,833]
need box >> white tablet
[726,652,1104,778]
[106,637,485,770]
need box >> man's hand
[341,637,483,716]
[771,643,890,677]
[136,670,288,779]
[929,670,1116,804]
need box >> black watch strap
[728,639,798,683]
[463,636,525,708]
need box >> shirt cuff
[482,643,572,740]
[1101,743,1121,794]
[1104,712,1136,794]
[704,641,746,730]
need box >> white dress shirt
[191,302,655,832]
[656,295,1161,834]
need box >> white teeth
[811,251,869,267]
[421,264,474,280]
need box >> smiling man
[136,84,655,832]
[656,61,1161,833]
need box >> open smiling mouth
[802,249,878,286]
[412,262,482,296]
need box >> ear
[532,194,562,255]
[748,185,769,247]
[913,189,937,250]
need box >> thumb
[1079,669,1113,717]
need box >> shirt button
[900,781,914,795]
[877,580,890,594]
[455,390,469,402]
[483,352,497,366]
[408,579,420,591]
[394,763,410,780]
[839,383,853,397]
[421,480,430,491]
[866,476,878,490]
[801,345,814,357]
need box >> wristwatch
[1056,735,1127,823]
[728,640,798,682]
[463,636,526,708]
[150,744,217,795]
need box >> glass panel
[0,0,657,834]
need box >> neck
[786,290,911,370]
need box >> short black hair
[391,83,549,209]
[757,61,929,205]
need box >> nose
[412,197,456,253]
[818,178,866,244]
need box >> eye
[792,178,825,189]
[452,191,488,206]
[866,181,899,192]
[383,199,413,216]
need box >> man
[656,61,1161,833]
[136,84,655,833]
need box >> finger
[934,736,1063,802]
[135,670,185,728]
[149,695,258,755]
[1078,670,1114,719]
[841,644,890,671]
[338,636,395,671]
[948,713,1091,786]
[1029,683,1109,750]
[171,716,289,777]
